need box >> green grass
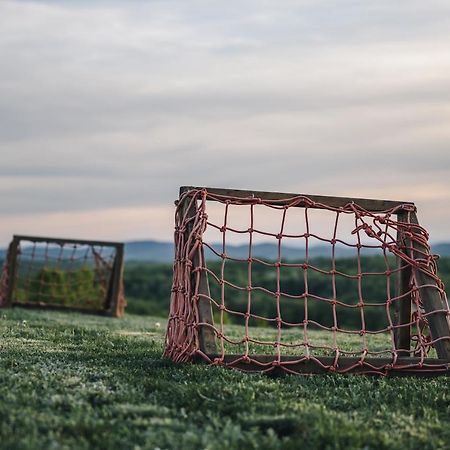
[216,322,397,358]
[1,309,449,450]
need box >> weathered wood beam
[180,186,414,213]
[394,212,412,355]
[181,196,217,354]
[409,212,450,360]
[202,354,449,376]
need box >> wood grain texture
[180,186,414,212]
[181,197,217,354]
[395,212,412,356]
[108,244,125,317]
[409,212,450,360]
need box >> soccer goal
[164,186,450,375]
[0,235,126,317]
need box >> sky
[1,0,450,246]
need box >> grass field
[1,309,449,450]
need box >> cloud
[0,0,449,244]
[0,205,175,244]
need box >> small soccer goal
[0,235,126,317]
[164,186,450,375]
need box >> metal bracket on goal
[1,235,125,317]
[177,186,450,375]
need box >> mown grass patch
[0,309,449,450]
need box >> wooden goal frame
[175,186,450,375]
[1,235,125,317]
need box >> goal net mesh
[164,188,450,375]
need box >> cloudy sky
[1,0,450,245]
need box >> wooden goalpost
[164,186,450,375]
[0,235,125,317]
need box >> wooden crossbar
[13,234,125,248]
[180,186,415,213]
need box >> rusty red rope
[164,188,450,375]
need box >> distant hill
[1,240,450,263]
[124,240,359,262]
[432,243,450,258]
[123,240,450,263]
[125,241,174,262]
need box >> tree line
[2,255,449,330]
[124,256,450,330]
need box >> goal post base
[195,354,450,376]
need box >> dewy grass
[0,309,449,450]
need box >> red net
[0,237,126,316]
[164,188,450,375]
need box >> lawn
[0,308,449,450]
